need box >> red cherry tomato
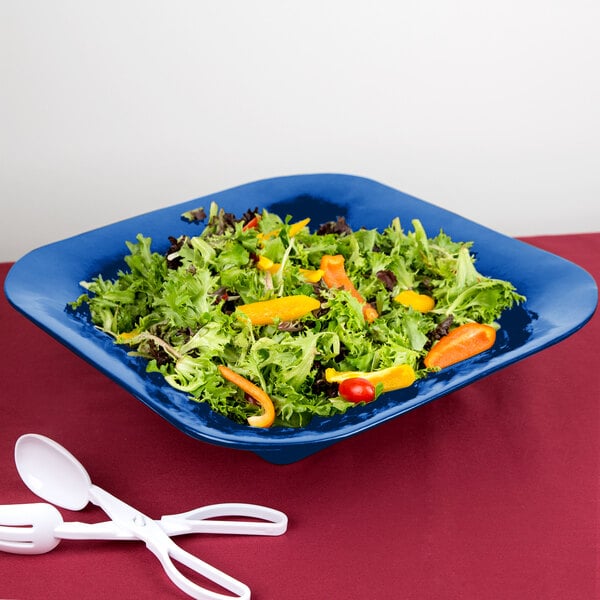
[338,378,376,403]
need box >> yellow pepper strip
[256,256,322,281]
[256,255,275,271]
[236,295,321,326]
[288,217,311,237]
[259,217,311,241]
[299,268,324,283]
[217,365,275,428]
[254,255,282,274]
[325,364,416,392]
[115,329,141,343]
[394,290,435,312]
[256,255,274,271]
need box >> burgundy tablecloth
[1,233,598,600]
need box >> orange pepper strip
[424,322,496,369]
[319,254,378,322]
[217,365,275,428]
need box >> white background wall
[2,0,599,262]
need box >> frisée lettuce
[69,203,525,427]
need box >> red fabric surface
[0,233,598,600]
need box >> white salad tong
[0,433,288,600]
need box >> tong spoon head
[15,434,92,511]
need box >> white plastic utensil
[157,503,288,537]
[0,501,287,555]
[0,502,65,554]
[14,434,252,600]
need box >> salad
[70,203,525,428]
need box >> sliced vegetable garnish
[394,290,435,312]
[218,365,275,427]
[255,255,279,273]
[424,322,497,369]
[236,295,321,326]
[320,254,378,322]
[299,268,324,283]
[259,217,311,241]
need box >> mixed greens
[69,203,525,427]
